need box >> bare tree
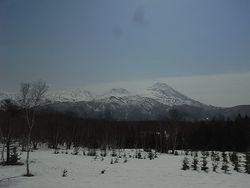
[0,109,5,164]
[19,80,48,176]
[0,127,4,164]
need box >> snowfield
[1,149,250,188]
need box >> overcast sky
[1,0,250,107]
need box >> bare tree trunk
[173,128,178,153]
[172,128,178,154]
[1,142,5,164]
[21,136,26,151]
[0,129,5,164]
[25,109,33,176]
[5,120,12,164]
[20,80,48,176]
[54,128,59,149]
[26,129,31,176]
[6,139,10,163]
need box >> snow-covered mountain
[16,82,200,107]
[97,88,131,99]
[139,82,203,107]
[48,89,94,103]
[86,83,201,106]
[39,83,208,120]
[1,83,249,120]
[1,83,202,107]
[0,83,207,120]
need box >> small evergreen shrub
[110,158,114,164]
[62,169,67,177]
[111,149,117,157]
[181,157,190,170]
[71,146,79,155]
[232,152,241,172]
[201,151,209,172]
[221,152,230,174]
[191,157,198,171]
[244,151,250,174]
[124,157,128,163]
[87,149,97,156]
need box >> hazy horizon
[1,71,250,108]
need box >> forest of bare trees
[0,106,249,154]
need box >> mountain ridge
[1,83,250,121]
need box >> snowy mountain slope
[91,82,204,108]
[47,89,94,103]
[1,83,200,107]
[97,88,131,99]
[141,82,203,107]
[42,95,169,121]
[1,83,250,120]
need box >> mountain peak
[143,82,202,106]
[97,88,130,99]
[149,82,174,91]
[48,89,94,102]
[70,89,93,101]
[151,82,172,88]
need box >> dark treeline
[1,105,250,153]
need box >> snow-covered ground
[0,149,249,188]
